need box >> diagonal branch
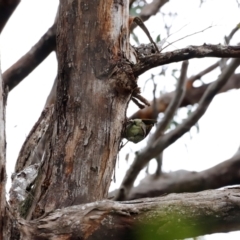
[152,58,240,154]
[115,58,240,200]
[152,60,188,140]
[225,23,240,44]
[135,0,169,23]
[147,61,188,176]
[130,72,240,119]
[133,44,240,76]
[186,60,219,86]
[112,152,240,200]
[0,0,20,33]
[3,23,56,92]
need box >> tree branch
[187,60,219,86]
[116,58,240,200]
[137,0,169,23]
[111,152,240,200]
[133,44,240,76]
[147,61,188,176]
[225,23,240,44]
[3,23,56,92]
[18,189,240,240]
[151,60,188,140]
[130,72,240,120]
[0,0,20,33]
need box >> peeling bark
[18,189,240,240]
[15,0,137,220]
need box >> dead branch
[151,60,188,140]
[133,44,240,76]
[187,60,219,86]
[220,23,240,70]
[3,23,56,92]
[130,72,240,120]
[109,152,240,200]
[0,0,20,33]
[115,58,240,201]
[18,188,240,240]
[225,23,240,44]
[147,61,188,176]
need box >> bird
[124,119,157,143]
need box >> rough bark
[14,0,137,220]
[0,54,7,239]
[17,189,240,240]
[3,1,240,239]
[133,44,240,76]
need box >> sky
[1,0,240,239]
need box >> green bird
[124,119,157,143]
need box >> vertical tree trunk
[0,59,7,239]
[21,0,136,219]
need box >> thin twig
[152,79,158,119]
[161,25,213,52]
[187,61,219,86]
[221,23,240,70]
[225,23,240,45]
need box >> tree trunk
[17,0,137,220]
[3,1,240,239]
[0,58,7,239]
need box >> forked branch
[115,58,240,200]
